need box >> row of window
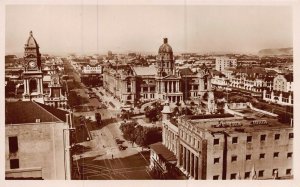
[213,132,293,145]
[143,93,155,99]
[180,131,200,149]
[213,152,292,164]
[212,168,292,180]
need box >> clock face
[29,61,37,68]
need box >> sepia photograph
[2,0,298,185]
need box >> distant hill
[258,48,293,57]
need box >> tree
[5,81,16,97]
[95,112,102,126]
[145,102,163,122]
[120,122,137,144]
[134,125,146,146]
[214,90,225,100]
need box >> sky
[5,5,292,55]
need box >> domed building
[103,37,213,107]
[157,38,174,76]
[155,38,183,103]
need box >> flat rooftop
[183,109,292,133]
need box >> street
[64,59,152,179]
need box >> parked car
[118,145,127,150]
[115,138,125,144]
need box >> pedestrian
[112,154,114,159]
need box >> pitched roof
[284,73,293,82]
[133,65,156,76]
[149,142,177,162]
[211,69,225,77]
[5,101,68,124]
[178,68,194,76]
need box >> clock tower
[22,31,44,103]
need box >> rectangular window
[246,136,252,143]
[231,155,237,162]
[246,154,251,160]
[232,137,238,144]
[286,169,292,175]
[214,157,220,164]
[245,172,250,179]
[258,170,264,177]
[213,175,219,180]
[273,152,279,158]
[289,133,293,139]
[274,134,280,140]
[8,136,18,153]
[230,173,237,180]
[213,138,219,145]
[287,152,293,158]
[260,134,266,141]
[259,153,265,159]
[10,159,19,169]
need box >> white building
[215,57,237,72]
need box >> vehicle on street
[118,145,127,150]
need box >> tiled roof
[149,142,177,162]
[133,66,156,76]
[5,101,68,124]
[284,73,293,82]
[178,68,194,76]
[264,76,274,81]
[211,69,225,77]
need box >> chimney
[163,38,168,44]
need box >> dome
[158,38,173,53]
[26,31,39,48]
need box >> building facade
[103,38,212,107]
[152,102,293,180]
[215,57,237,72]
[21,31,67,109]
[262,73,293,106]
[5,101,73,180]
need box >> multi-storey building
[215,57,237,72]
[5,101,73,179]
[21,31,67,109]
[150,102,293,180]
[103,38,212,107]
[80,61,103,86]
[262,73,293,106]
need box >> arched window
[29,79,38,93]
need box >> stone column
[186,149,190,175]
[183,147,186,170]
[37,79,41,93]
[40,79,44,94]
[166,81,169,93]
[190,153,194,178]
[171,81,173,93]
[177,143,181,167]
[27,80,30,94]
[24,79,27,94]
[162,124,165,145]
[194,155,198,179]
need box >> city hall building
[103,38,212,106]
